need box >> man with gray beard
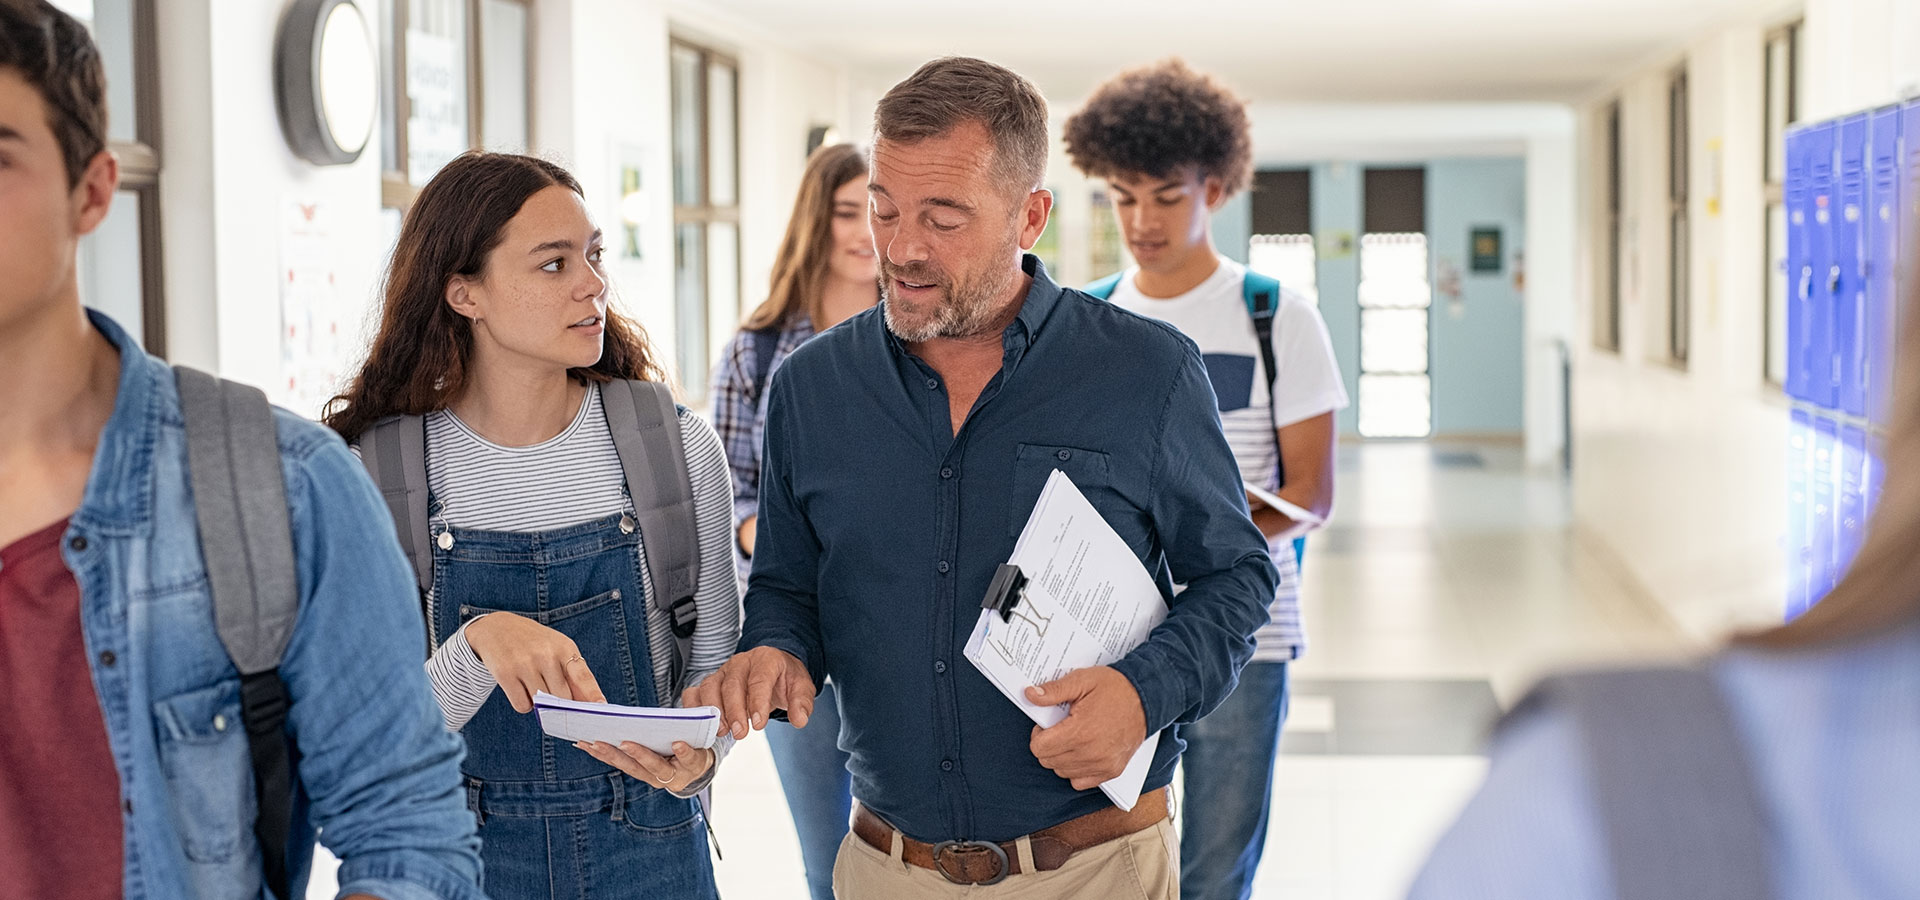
[688,56,1276,899]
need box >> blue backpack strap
[1083,272,1124,300]
[1242,271,1301,563]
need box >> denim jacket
[64,311,485,900]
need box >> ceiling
[695,0,1802,104]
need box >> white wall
[156,0,868,410]
[158,0,391,414]
[1565,1,1920,638]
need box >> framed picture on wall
[1470,226,1503,273]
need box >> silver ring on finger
[563,655,585,666]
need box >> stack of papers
[963,469,1167,810]
[533,692,721,756]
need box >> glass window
[669,39,741,403]
[675,223,708,390]
[671,45,704,208]
[1358,233,1432,438]
[480,0,529,152]
[1249,234,1317,306]
[706,61,737,207]
[76,189,147,344]
[404,0,470,186]
[1670,71,1690,367]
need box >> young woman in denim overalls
[327,152,739,899]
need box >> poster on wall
[407,28,466,185]
[280,198,345,420]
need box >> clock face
[317,2,375,157]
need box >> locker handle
[1830,265,1842,294]
[1799,267,1813,301]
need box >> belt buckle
[930,839,1010,886]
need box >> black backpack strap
[1515,666,1774,900]
[600,380,701,696]
[749,325,782,402]
[174,366,299,900]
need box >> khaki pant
[831,817,1179,900]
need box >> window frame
[381,0,535,212]
[1599,100,1623,354]
[1762,19,1804,387]
[1668,68,1690,369]
[668,37,742,404]
[90,0,166,356]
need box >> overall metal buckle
[930,839,1010,886]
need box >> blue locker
[1808,122,1840,410]
[1868,107,1901,426]
[1838,425,1867,577]
[1836,115,1869,416]
[1811,416,1839,602]
[1785,126,1815,402]
[1786,410,1813,620]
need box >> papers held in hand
[964,469,1168,811]
[533,692,721,755]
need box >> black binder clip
[981,564,1027,622]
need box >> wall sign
[1470,227,1503,274]
[274,0,376,166]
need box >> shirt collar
[72,309,163,536]
[880,253,1064,357]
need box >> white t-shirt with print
[1108,257,1349,661]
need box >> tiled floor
[311,440,1690,899]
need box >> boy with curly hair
[1065,58,1349,900]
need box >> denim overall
[432,510,717,899]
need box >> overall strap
[174,366,299,900]
[355,414,432,594]
[1518,666,1774,900]
[601,380,701,696]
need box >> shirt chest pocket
[152,679,252,863]
[1007,444,1150,561]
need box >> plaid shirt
[710,316,816,583]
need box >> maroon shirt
[0,519,123,900]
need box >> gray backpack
[1513,665,1775,900]
[353,379,704,694]
[174,367,301,900]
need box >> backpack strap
[355,414,433,595]
[1515,666,1774,900]
[1083,272,1124,300]
[174,366,299,900]
[1241,271,1307,568]
[749,325,782,402]
[600,380,701,697]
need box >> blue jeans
[1180,661,1290,900]
[765,681,852,900]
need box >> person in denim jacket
[0,4,484,899]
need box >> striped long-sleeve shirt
[358,390,741,777]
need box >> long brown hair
[324,152,666,442]
[1746,219,1920,649]
[742,143,870,330]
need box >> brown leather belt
[851,787,1169,886]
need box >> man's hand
[1025,666,1149,791]
[682,646,815,739]
[464,612,606,712]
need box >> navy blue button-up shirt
[741,255,1277,842]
